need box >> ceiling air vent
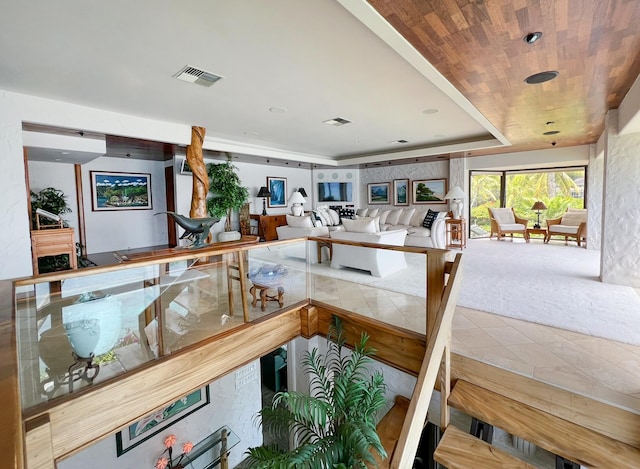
[323,117,351,126]
[173,65,223,87]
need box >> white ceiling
[0,0,509,165]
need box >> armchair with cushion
[546,208,587,247]
[488,207,529,241]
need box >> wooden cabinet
[250,214,287,241]
[31,228,78,274]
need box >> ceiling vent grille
[323,117,351,126]
[173,65,223,87]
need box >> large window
[469,167,586,238]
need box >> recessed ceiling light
[543,130,561,135]
[422,108,439,114]
[524,71,559,84]
[389,139,409,144]
[524,32,543,44]
[61,151,69,155]
[269,106,287,113]
[323,117,351,126]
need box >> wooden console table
[250,214,287,241]
[31,228,77,275]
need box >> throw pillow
[286,214,313,228]
[328,209,341,225]
[385,209,403,225]
[398,208,415,225]
[338,208,355,220]
[356,208,369,217]
[422,209,440,229]
[310,210,324,227]
[342,218,376,233]
[560,211,587,226]
[355,215,380,232]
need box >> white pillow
[386,209,403,225]
[398,208,415,225]
[410,209,429,226]
[355,215,380,232]
[378,210,391,224]
[367,208,379,217]
[286,214,313,228]
[328,209,341,225]
[342,218,376,233]
[356,208,369,217]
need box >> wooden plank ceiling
[368,0,640,156]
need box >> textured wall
[601,110,640,287]
[312,167,360,208]
[587,144,603,251]
[359,160,448,211]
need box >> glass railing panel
[15,241,311,411]
[246,239,310,315]
[307,239,429,335]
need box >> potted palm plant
[246,317,387,468]
[206,158,249,242]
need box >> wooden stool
[250,283,284,311]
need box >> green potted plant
[30,187,71,229]
[206,158,249,241]
[246,316,387,468]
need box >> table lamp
[531,201,547,229]
[289,190,306,216]
[444,186,465,219]
[257,186,271,216]
[298,188,308,198]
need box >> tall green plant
[246,317,387,468]
[30,187,71,229]
[206,160,249,231]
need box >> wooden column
[74,164,87,257]
[186,126,207,218]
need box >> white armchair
[329,229,407,277]
[488,207,529,241]
[546,208,587,247]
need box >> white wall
[28,161,79,234]
[58,361,262,469]
[466,146,590,170]
[82,157,168,253]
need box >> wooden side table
[31,228,77,274]
[315,236,333,263]
[526,227,548,242]
[445,218,467,250]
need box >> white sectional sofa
[355,207,447,249]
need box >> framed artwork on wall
[90,171,152,211]
[412,179,447,204]
[115,386,210,456]
[267,177,287,208]
[393,179,409,206]
[367,182,390,204]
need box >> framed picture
[412,179,447,204]
[116,386,210,456]
[91,171,152,211]
[267,176,287,207]
[367,182,390,204]
[393,179,409,206]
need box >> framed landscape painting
[116,386,210,456]
[412,179,447,204]
[91,171,152,211]
[393,179,409,206]
[367,182,390,204]
[267,176,287,208]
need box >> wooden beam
[24,414,54,469]
[73,164,87,257]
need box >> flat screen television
[317,182,353,202]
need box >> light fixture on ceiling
[422,108,439,114]
[524,32,543,44]
[269,106,287,113]
[524,71,559,84]
[390,139,408,144]
[323,117,351,126]
[543,130,560,135]
[173,65,223,87]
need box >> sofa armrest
[514,214,529,225]
[276,225,329,240]
[546,217,562,228]
[576,221,587,238]
[430,218,447,249]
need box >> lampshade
[444,186,465,200]
[257,186,271,198]
[289,191,306,205]
[298,188,308,198]
[531,201,547,210]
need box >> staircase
[433,380,640,468]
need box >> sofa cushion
[550,224,580,234]
[328,209,341,225]
[491,208,516,224]
[410,208,429,227]
[408,227,431,237]
[338,207,355,220]
[286,214,314,228]
[356,215,380,231]
[398,208,415,225]
[356,208,369,217]
[422,209,441,229]
[310,210,324,227]
[342,218,377,233]
[378,210,391,224]
[386,209,403,225]
[367,208,380,217]
[560,211,587,226]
